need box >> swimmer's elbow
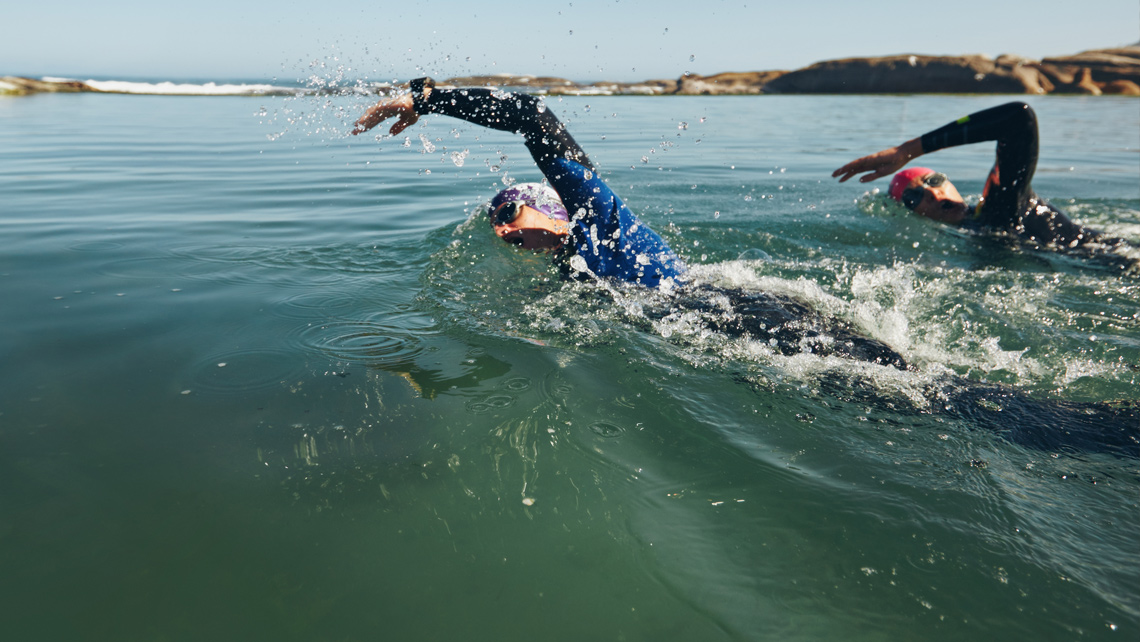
[1007,102,1037,125]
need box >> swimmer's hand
[832,138,923,183]
[352,93,418,136]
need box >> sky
[4,0,1138,82]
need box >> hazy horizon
[5,1,1138,83]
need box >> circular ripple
[295,320,422,365]
[184,349,304,396]
[500,377,532,392]
[589,421,625,438]
[542,374,574,400]
[465,394,517,414]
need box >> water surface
[1,90,1137,640]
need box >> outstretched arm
[353,77,594,173]
[832,137,924,183]
[832,102,1038,185]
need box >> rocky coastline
[4,46,1137,97]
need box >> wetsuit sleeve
[919,102,1038,227]
[412,77,595,173]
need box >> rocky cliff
[759,54,1049,94]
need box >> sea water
[0,88,1137,641]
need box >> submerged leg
[672,286,908,369]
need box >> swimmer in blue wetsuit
[353,77,684,288]
[353,77,908,368]
[833,102,1133,266]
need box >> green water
[0,91,1137,640]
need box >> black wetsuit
[921,102,1107,247]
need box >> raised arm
[832,102,1039,188]
[354,77,594,173]
[832,138,924,183]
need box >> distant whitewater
[30,76,395,97]
[38,76,304,96]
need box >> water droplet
[689,55,695,62]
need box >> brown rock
[1037,46,1140,85]
[1100,79,1140,95]
[760,54,1052,94]
[676,71,787,95]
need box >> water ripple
[293,320,424,365]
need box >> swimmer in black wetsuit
[833,102,1132,262]
[353,78,908,368]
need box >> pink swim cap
[888,167,935,202]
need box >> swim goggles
[492,201,528,227]
[900,172,948,210]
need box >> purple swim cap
[489,183,569,222]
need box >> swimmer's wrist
[410,77,436,114]
[900,137,924,160]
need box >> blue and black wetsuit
[409,77,908,368]
[410,77,684,288]
[920,102,1108,247]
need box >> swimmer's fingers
[831,162,867,183]
[352,94,416,136]
[834,139,923,183]
[832,155,888,183]
[833,148,909,183]
[387,112,419,136]
[351,105,388,135]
